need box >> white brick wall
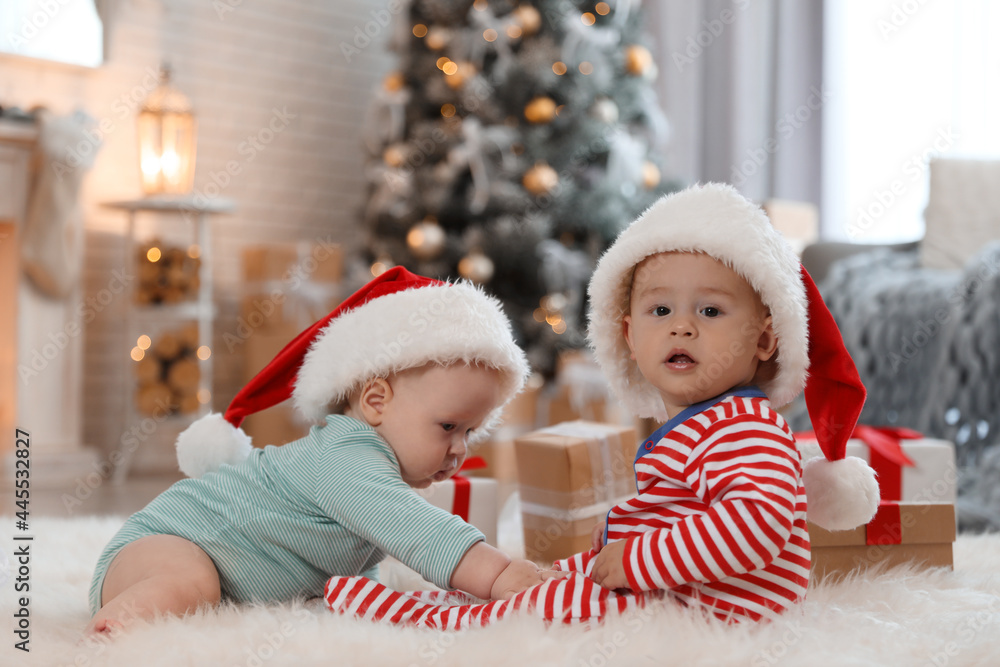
[1,0,398,470]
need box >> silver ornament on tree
[590,97,619,124]
[458,248,494,284]
[541,292,568,316]
[406,218,446,260]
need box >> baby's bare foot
[92,617,124,635]
[79,616,125,646]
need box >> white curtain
[645,0,824,209]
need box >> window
[823,0,1000,242]
[0,0,103,68]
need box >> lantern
[138,65,197,195]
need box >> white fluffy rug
[3,515,1000,667]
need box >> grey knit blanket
[795,242,1000,531]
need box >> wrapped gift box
[498,381,541,433]
[540,351,660,442]
[514,421,637,564]
[468,380,542,509]
[239,242,343,447]
[541,350,627,427]
[241,241,343,331]
[465,438,519,512]
[809,502,956,581]
[797,428,957,503]
[243,241,343,282]
[416,474,499,546]
[800,427,958,580]
[242,323,311,447]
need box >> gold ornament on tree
[533,293,569,334]
[458,249,494,284]
[406,218,446,260]
[370,253,395,277]
[524,96,557,124]
[624,44,656,78]
[512,5,542,35]
[522,162,559,196]
[383,143,408,168]
[642,161,661,189]
[425,26,451,51]
[383,71,406,92]
[444,61,477,90]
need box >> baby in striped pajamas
[330,183,878,626]
[87,267,565,635]
[576,236,811,621]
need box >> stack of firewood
[134,323,202,416]
[135,240,202,305]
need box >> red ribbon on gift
[867,501,903,545]
[852,426,919,502]
[796,425,920,501]
[450,456,487,522]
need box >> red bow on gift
[449,456,487,521]
[851,425,918,469]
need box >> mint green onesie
[89,415,483,614]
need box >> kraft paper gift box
[514,421,637,564]
[541,350,629,427]
[416,463,499,546]
[808,502,956,581]
[242,323,311,447]
[465,438,519,512]
[241,242,343,331]
[463,382,543,511]
[243,242,343,283]
[798,426,958,580]
[541,351,659,440]
[239,242,343,446]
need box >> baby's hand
[591,521,606,553]
[589,539,629,590]
[489,559,569,600]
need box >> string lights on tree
[359,0,676,374]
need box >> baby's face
[624,252,776,419]
[377,363,501,489]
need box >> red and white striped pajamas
[325,554,655,629]
[612,389,810,621]
[325,389,810,626]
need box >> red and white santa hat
[587,183,879,530]
[176,266,529,478]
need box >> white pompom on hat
[587,183,879,530]
[177,266,529,478]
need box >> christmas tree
[360,0,677,375]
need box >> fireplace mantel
[0,119,36,464]
[1,117,99,489]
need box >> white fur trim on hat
[293,280,529,423]
[176,412,253,478]
[587,183,809,420]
